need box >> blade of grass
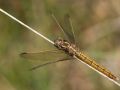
[0,8,54,44]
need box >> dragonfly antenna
[0,8,54,44]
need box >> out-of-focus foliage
[0,0,120,90]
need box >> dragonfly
[20,14,119,82]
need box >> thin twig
[0,8,54,44]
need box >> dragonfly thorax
[54,38,78,56]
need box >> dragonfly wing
[30,58,72,70]
[52,13,76,43]
[62,14,75,43]
[20,50,72,67]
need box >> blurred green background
[0,0,120,90]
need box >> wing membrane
[30,58,72,70]
[20,50,72,67]
[52,14,76,43]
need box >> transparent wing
[62,14,76,43]
[30,58,72,70]
[52,14,76,43]
[20,50,73,69]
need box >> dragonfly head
[54,38,70,51]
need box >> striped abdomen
[75,52,118,81]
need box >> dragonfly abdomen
[54,38,118,81]
[75,52,118,81]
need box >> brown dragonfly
[0,8,119,87]
[20,14,119,82]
